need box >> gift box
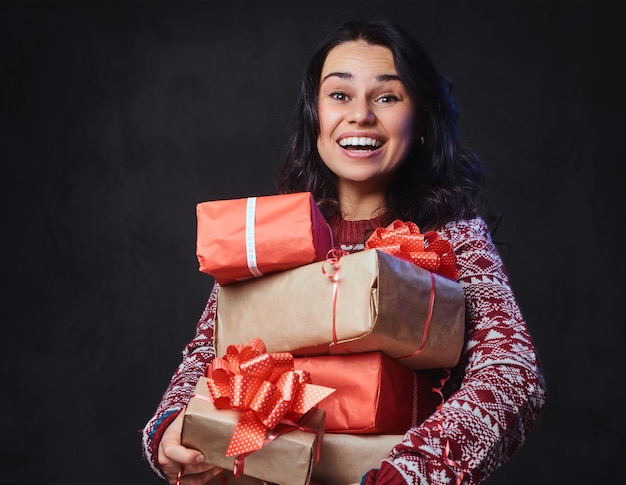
[294,352,439,434]
[182,376,326,485]
[207,471,263,485]
[196,192,333,285]
[215,249,465,369]
[313,433,403,484]
[208,433,402,485]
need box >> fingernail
[195,454,205,463]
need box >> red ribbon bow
[364,219,459,280]
[204,338,335,457]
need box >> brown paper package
[182,377,325,485]
[207,433,402,485]
[215,249,465,369]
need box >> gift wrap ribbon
[244,194,334,280]
[364,219,460,280]
[245,197,263,278]
[201,338,335,460]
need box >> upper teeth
[339,137,382,148]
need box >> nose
[348,98,376,125]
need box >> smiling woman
[141,17,546,485]
[316,41,417,220]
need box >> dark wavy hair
[277,18,486,231]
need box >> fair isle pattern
[141,217,547,483]
[141,284,219,480]
[363,218,547,485]
[339,242,366,252]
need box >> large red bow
[204,338,335,456]
[364,220,459,280]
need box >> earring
[419,136,425,146]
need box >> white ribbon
[245,197,263,278]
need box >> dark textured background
[1,1,624,484]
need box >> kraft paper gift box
[182,377,325,485]
[207,434,403,485]
[196,192,333,285]
[313,433,403,484]
[294,352,439,434]
[215,249,465,369]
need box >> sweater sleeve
[141,282,219,480]
[362,217,547,485]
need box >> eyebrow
[321,72,401,84]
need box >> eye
[377,94,400,104]
[330,91,349,102]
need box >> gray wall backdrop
[1,1,624,484]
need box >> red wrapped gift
[294,352,439,434]
[196,192,333,285]
[202,338,335,457]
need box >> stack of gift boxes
[181,192,466,485]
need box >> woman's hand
[158,411,223,485]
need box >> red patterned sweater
[141,216,547,484]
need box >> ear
[413,117,424,143]
[414,124,424,146]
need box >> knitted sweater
[141,215,547,484]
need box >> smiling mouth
[338,136,384,152]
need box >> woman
[142,18,547,485]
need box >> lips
[338,135,384,151]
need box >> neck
[337,182,386,221]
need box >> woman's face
[316,40,417,194]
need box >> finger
[177,466,224,485]
[163,457,222,480]
[163,460,220,484]
[159,445,207,482]
[172,461,220,476]
[162,442,206,466]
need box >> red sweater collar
[328,213,390,247]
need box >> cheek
[316,123,330,159]
[391,117,416,151]
[318,103,343,138]
[317,107,330,137]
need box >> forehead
[322,41,396,78]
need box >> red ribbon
[203,338,335,459]
[437,423,466,485]
[176,465,228,485]
[232,407,321,477]
[432,368,451,411]
[364,219,460,280]
[394,270,436,362]
[321,246,436,361]
[321,248,354,353]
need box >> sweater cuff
[361,461,406,484]
[142,408,182,480]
